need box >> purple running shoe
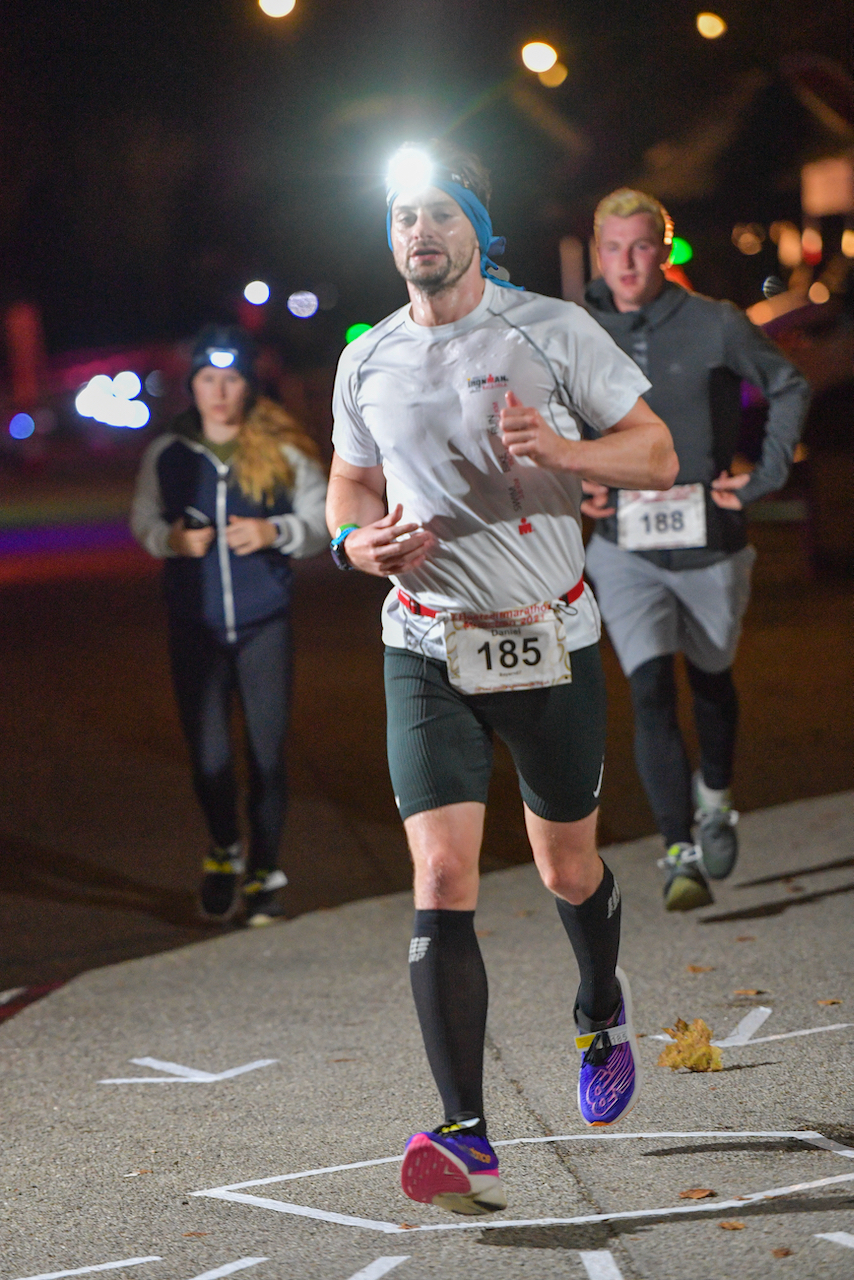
[401,1121,507,1216]
[575,966,641,1127]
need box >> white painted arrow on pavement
[185,1259,267,1280]
[651,1006,854,1048]
[344,1259,409,1280]
[99,1057,277,1084]
[816,1232,854,1250]
[579,1250,624,1279]
[11,1256,162,1280]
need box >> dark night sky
[2,0,851,357]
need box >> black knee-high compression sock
[555,862,621,1024]
[409,909,488,1136]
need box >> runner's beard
[401,242,478,296]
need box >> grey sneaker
[657,843,714,912]
[693,774,739,880]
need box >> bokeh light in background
[287,290,319,318]
[521,42,558,73]
[801,227,823,265]
[75,374,150,428]
[145,370,165,396]
[538,62,568,88]
[808,281,830,304]
[842,230,854,258]
[771,221,803,267]
[9,413,35,439]
[345,323,372,344]
[696,12,727,38]
[669,236,694,265]
[243,280,270,305]
[258,0,296,16]
[111,370,142,400]
[732,223,764,255]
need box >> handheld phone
[184,506,212,530]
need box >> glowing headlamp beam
[208,349,236,368]
[386,147,434,198]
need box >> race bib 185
[444,602,572,695]
[617,483,707,551]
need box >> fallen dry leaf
[772,1247,793,1257]
[720,1221,746,1230]
[736,935,755,942]
[328,1058,356,1063]
[657,1018,723,1073]
[818,999,841,1006]
[475,930,494,937]
[687,965,715,973]
[733,988,767,996]
[399,1223,419,1229]
[679,1188,716,1199]
[182,1232,208,1238]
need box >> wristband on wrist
[330,523,359,570]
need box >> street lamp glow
[259,0,296,15]
[287,291,319,318]
[696,12,727,38]
[244,280,270,305]
[521,42,558,73]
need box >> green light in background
[345,322,372,344]
[669,236,693,265]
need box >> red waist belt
[397,576,585,620]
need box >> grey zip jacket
[584,277,811,568]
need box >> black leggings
[168,614,292,873]
[628,655,738,847]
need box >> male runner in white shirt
[327,140,678,1217]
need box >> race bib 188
[617,483,707,551]
[444,601,572,695]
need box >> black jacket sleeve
[719,303,811,506]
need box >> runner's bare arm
[499,393,678,491]
[326,452,437,576]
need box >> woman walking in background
[132,325,328,924]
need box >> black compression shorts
[384,642,607,824]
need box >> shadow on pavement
[699,881,854,923]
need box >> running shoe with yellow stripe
[200,843,244,920]
[400,1118,507,1216]
[576,966,641,1127]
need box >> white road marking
[815,1232,854,1250]
[344,1259,409,1280]
[186,1260,267,1280]
[191,1129,854,1235]
[579,1251,624,1280]
[650,1007,854,1048]
[99,1057,277,1084]
[713,1006,773,1046]
[11,1257,161,1280]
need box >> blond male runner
[583,189,810,910]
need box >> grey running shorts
[384,642,607,824]
[585,534,756,677]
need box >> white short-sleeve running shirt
[332,280,651,659]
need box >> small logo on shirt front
[467,373,509,393]
[518,517,533,535]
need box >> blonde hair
[594,188,673,246]
[232,396,321,506]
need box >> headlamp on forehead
[385,144,472,205]
[208,348,237,368]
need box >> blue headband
[386,178,524,291]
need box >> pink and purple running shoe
[400,1121,507,1216]
[575,966,642,1127]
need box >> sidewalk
[1,791,852,1280]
